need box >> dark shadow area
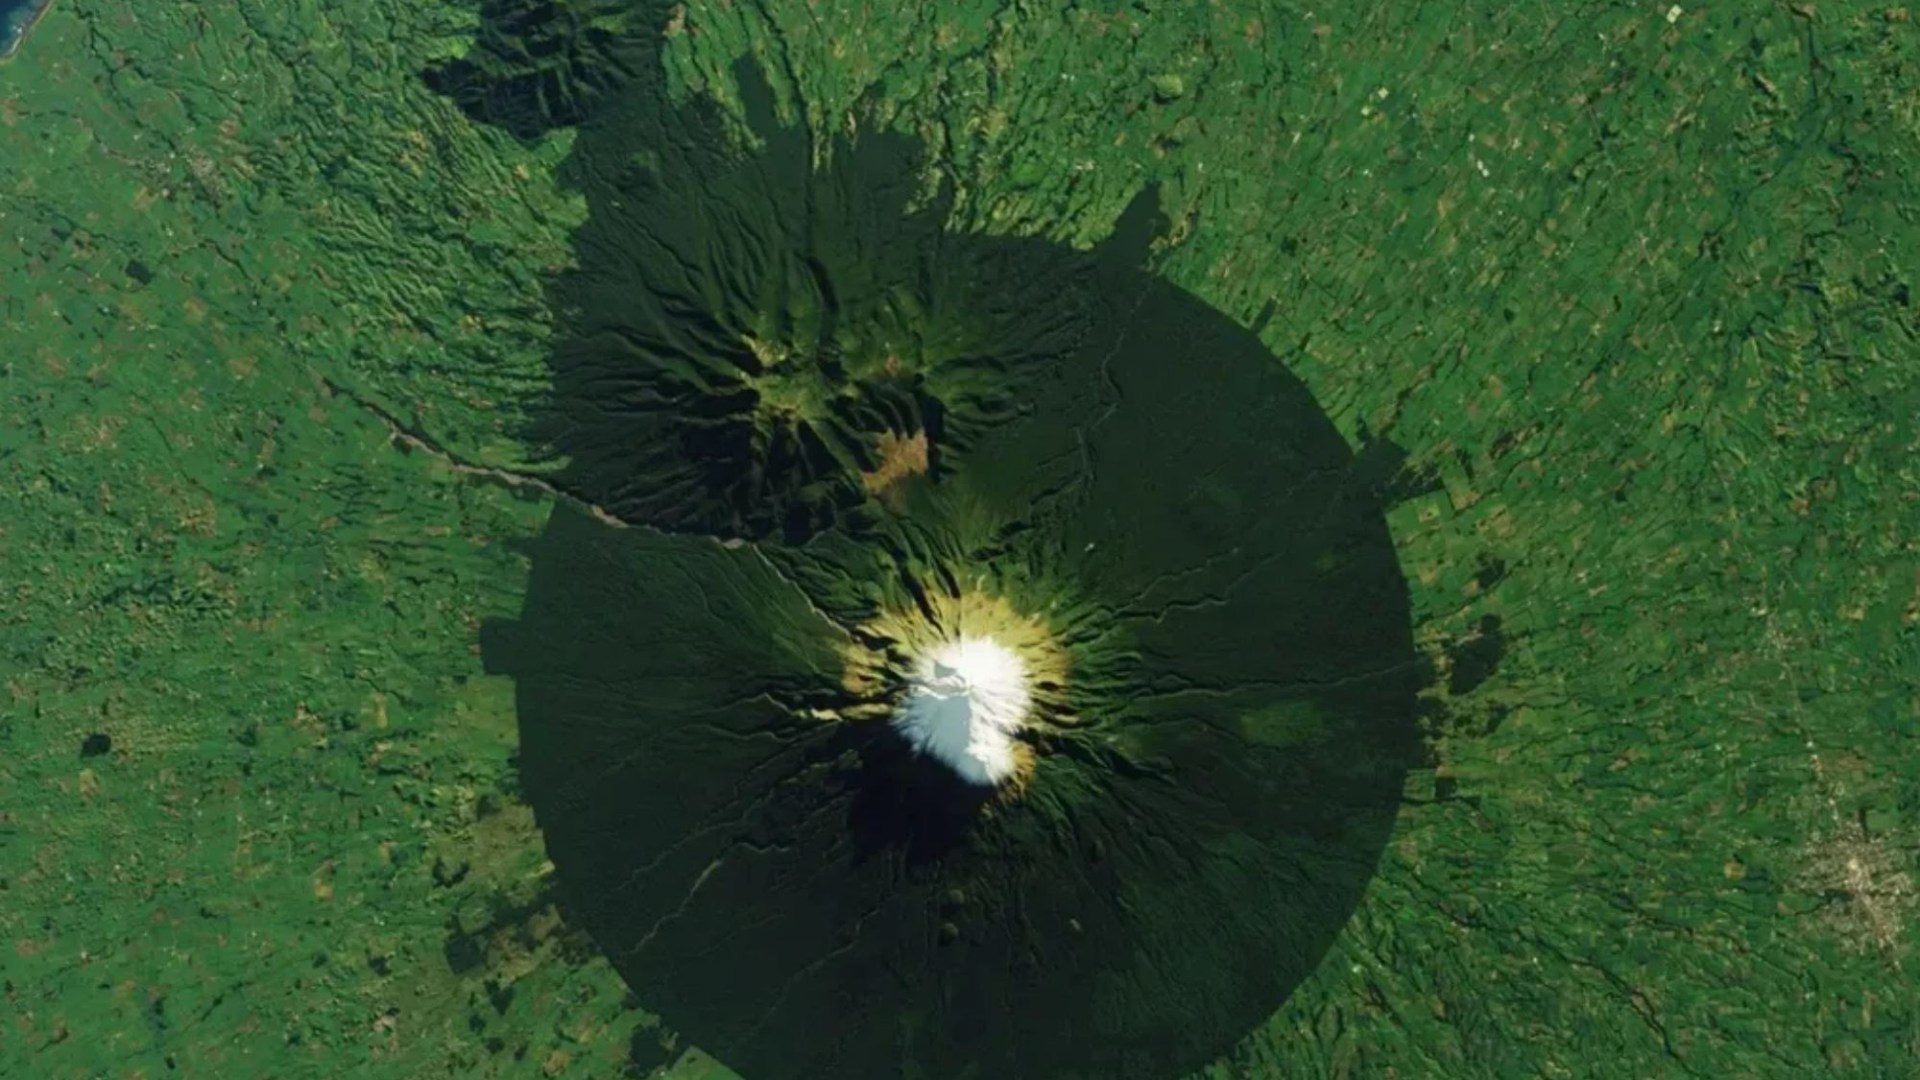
[1447,614,1507,697]
[625,1021,675,1077]
[423,0,662,140]
[440,9,1425,1078]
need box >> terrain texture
[0,2,1916,1078]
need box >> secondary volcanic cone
[456,27,1424,1080]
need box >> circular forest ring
[440,9,1424,1079]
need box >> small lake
[0,0,51,61]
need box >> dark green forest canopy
[448,6,1429,1077]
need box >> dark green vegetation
[469,36,1424,1074]
[526,65,1085,543]
[1,1,1916,1079]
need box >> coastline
[0,0,54,63]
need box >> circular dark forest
[438,5,1425,1077]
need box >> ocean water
[0,0,48,59]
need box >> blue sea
[0,0,49,60]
